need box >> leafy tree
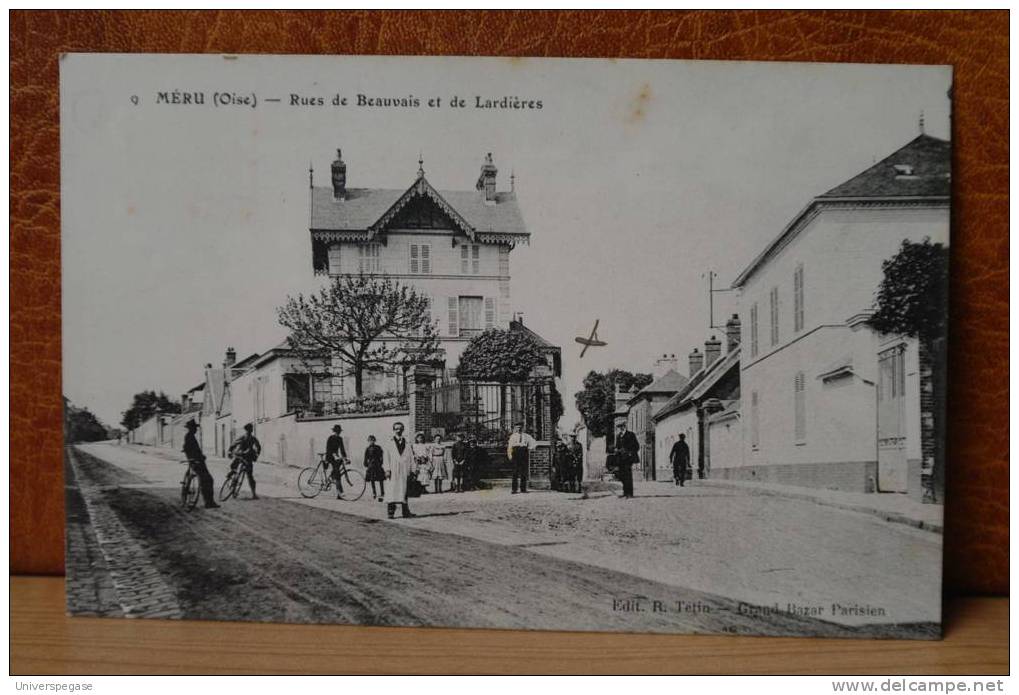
[870,237,949,499]
[277,274,441,397]
[574,369,653,439]
[456,328,546,382]
[121,390,181,431]
[870,238,949,342]
[65,401,110,443]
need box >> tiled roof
[733,134,950,288]
[653,348,740,421]
[510,320,558,351]
[639,369,688,395]
[311,180,528,236]
[820,135,951,199]
[629,369,689,405]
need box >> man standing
[506,422,537,494]
[450,432,468,493]
[383,421,416,519]
[670,433,691,487]
[325,424,349,500]
[182,419,219,509]
[227,423,261,500]
[568,433,585,493]
[614,421,639,499]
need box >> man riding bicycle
[227,423,261,500]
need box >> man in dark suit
[670,433,691,486]
[182,419,219,509]
[614,421,639,499]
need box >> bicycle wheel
[232,465,248,499]
[182,473,200,510]
[336,468,366,502]
[297,465,324,499]
[219,472,238,501]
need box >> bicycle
[220,455,253,501]
[180,460,201,510]
[298,453,366,501]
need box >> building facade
[730,134,949,498]
[308,149,530,401]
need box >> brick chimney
[725,313,742,353]
[223,347,236,369]
[688,348,704,377]
[704,335,722,369]
[476,152,498,205]
[654,353,678,378]
[331,148,347,200]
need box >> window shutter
[794,265,804,332]
[794,372,806,442]
[498,246,510,276]
[769,287,777,345]
[327,244,342,276]
[410,244,419,274]
[447,297,458,336]
[751,391,760,449]
[421,244,431,274]
[485,297,496,329]
[750,304,758,357]
[461,245,469,274]
[472,245,480,274]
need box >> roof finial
[308,160,314,189]
[510,169,515,192]
[417,151,424,178]
[919,110,925,135]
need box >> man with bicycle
[227,423,261,500]
[325,424,350,500]
[182,419,219,509]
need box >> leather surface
[10,11,1008,594]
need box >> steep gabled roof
[733,134,950,288]
[628,369,689,405]
[310,175,529,242]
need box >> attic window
[893,164,918,179]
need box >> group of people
[180,416,595,519]
[551,433,585,493]
[324,422,493,518]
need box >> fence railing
[427,378,548,444]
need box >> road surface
[66,443,939,638]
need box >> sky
[60,54,952,427]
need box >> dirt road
[68,446,902,637]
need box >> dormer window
[893,164,918,179]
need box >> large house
[162,151,558,471]
[730,133,949,500]
[307,149,530,399]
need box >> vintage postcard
[61,54,950,638]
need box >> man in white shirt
[506,422,537,494]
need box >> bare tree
[277,274,441,397]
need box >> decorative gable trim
[369,176,476,240]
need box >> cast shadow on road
[405,510,479,519]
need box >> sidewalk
[694,478,943,534]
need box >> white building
[308,150,530,398]
[730,134,949,499]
